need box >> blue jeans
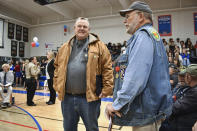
[61,94,101,131]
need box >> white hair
[74,17,90,27]
[136,11,153,24]
[2,64,10,69]
[47,51,55,59]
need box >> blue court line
[13,90,51,96]
[101,97,113,102]
[15,105,42,131]
[13,89,113,102]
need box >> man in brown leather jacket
[53,17,113,131]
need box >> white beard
[126,15,139,35]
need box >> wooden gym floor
[0,87,133,131]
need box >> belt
[66,93,86,97]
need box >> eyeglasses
[125,11,141,20]
[125,14,131,19]
[77,24,88,29]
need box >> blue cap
[120,1,153,17]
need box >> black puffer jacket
[170,85,197,131]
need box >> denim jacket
[112,24,172,126]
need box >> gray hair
[144,12,153,24]
[74,17,90,27]
[136,11,153,24]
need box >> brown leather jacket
[53,33,114,102]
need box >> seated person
[169,64,197,131]
[169,64,178,89]
[0,64,14,108]
[172,70,190,102]
[160,70,190,131]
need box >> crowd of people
[106,38,197,74]
[0,51,56,108]
[164,38,197,68]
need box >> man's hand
[193,121,197,131]
[105,103,121,120]
[99,93,107,98]
[170,80,174,84]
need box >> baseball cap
[185,64,197,76]
[179,69,186,76]
[169,64,177,69]
[119,1,153,17]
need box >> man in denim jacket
[105,1,172,131]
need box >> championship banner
[158,15,172,36]
[0,19,4,48]
[194,13,197,35]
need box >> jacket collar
[68,33,100,46]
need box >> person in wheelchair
[0,64,14,108]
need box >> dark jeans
[61,94,101,131]
[26,78,37,105]
[47,79,56,103]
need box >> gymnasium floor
[0,87,133,131]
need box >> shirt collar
[126,23,152,47]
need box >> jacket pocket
[96,75,103,96]
[89,51,99,74]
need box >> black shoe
[6,103,11,107]
[1,103,7,108]
[46,101,50,104]
[47,101,55,105]
[27,103,36,106]
[32,103,36,106]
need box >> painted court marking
[13,89,113,102]
[0,105,49,131]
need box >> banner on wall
[158,15,172,36]
[0,19,4,48]
[16,25,22,41]
[194,12,197,35]
[23,27,29,42]
[11,40,17,56]
[45,43,56,53]
[8,22,15,40]
[19,42,25,57]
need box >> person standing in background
[40,59,47,76]
[14,61,21,87]
[25,57,40,106]
[46,51,56,105]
